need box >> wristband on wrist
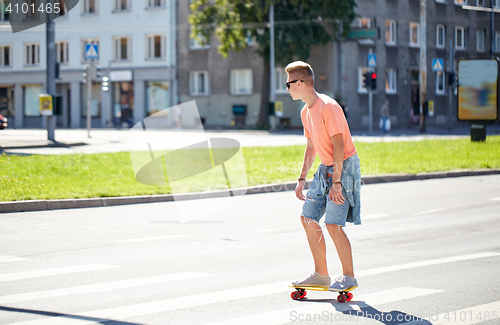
[298,178,306,182]
[333,180,341,184]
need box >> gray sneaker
[328,275,358,292]
[292,272,331,287]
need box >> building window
[436,71,445,95]
[24,85,43,116]
[454,0,467,4]
[354,17,372,28]
[114,37,131,61]
[56,41,69,64]
[114,0,129,11]
[190,71,209,96]
[146,81,169,116]
[275,68,288,93]
[435,0,446,3]
[23,0,39,20]
[25,43,40,66]
[386,69,397,94]
[83,0,97,14]
[476,0,484,6]
[230,69,253,95]
[190,29,209,49]
[477,29,485,52]
[436,25,445,49]
[82,39,99,61]
[410,22,420,47]
[455,26,467,50]
[147,0,164,8]
[495,0,500,8]
[1,0,11,21]
[147,35,165,60]
[0,45,11,67]
[0,87,15,117]
[495,31,500,52]
[385,20,396,45]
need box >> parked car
[0,114,8,130]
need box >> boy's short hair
[285,61,314,85]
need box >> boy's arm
[295,137,316,201]
[329,133,345,205]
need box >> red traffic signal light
[371,72,377,80]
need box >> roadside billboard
[457,59,499,121]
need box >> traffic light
[370,71,377,90]
[448,72,455,87]
[102,77,109,92]
[362,72,371,88]
[82,66,88,84]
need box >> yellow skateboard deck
[289,284,356,302]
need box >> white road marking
[362,213,391,220]
[357,252,500,277]
[412,208,445,216]
[0,264,119,283]
[402,300,500,324]
[116,234,189,243]
[0,256,28,263]
[204,287,443,325]
[0,272,213,304]
[7,281,293,325]
[6,252,498,324]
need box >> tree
[189,0,357,129]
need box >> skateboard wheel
[346,292,353,301]
[337,294,347,303]
[300,290,307,299]
[291,291,302,300]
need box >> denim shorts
[301,154,360,227]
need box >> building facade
[0,0,177,129]
[1,0,500,130]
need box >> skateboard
[289,284,355,303]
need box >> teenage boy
[287,61,361,292]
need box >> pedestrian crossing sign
[85,44,99,59]
[432,58,444,72]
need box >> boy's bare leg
[326,224,354,277]
[301,215,328,276]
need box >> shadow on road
[296,299,431,324]
[0,306,142,325]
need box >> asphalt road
[1,175,499,325]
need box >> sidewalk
[1,123,499,155]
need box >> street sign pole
[368,49,375,132]
[46,20,56,141]
[87,61,92,138]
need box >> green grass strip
[1,136,499,202]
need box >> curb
[1,169,499,214]
[0,142,87,150]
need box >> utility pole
[269,4,276,131]
[448,38,454,131]
[86,62,93,138]
[46,20,56,141]
[337,21,343,99]
[419,0,427,133]
[491,0,495,57]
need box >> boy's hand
[295,180,306,201]
[329,183,345,205]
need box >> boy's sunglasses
[286,79,303,89]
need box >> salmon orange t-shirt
[300,94,356,166]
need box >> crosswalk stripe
[0,256,28,263]
[7,281,292,325]
[0,264,119,283]
[204,287,444,325]
[0,272,213,304]
[402,300,500,325]
[116,234,189,243]
[356,252,500,277]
